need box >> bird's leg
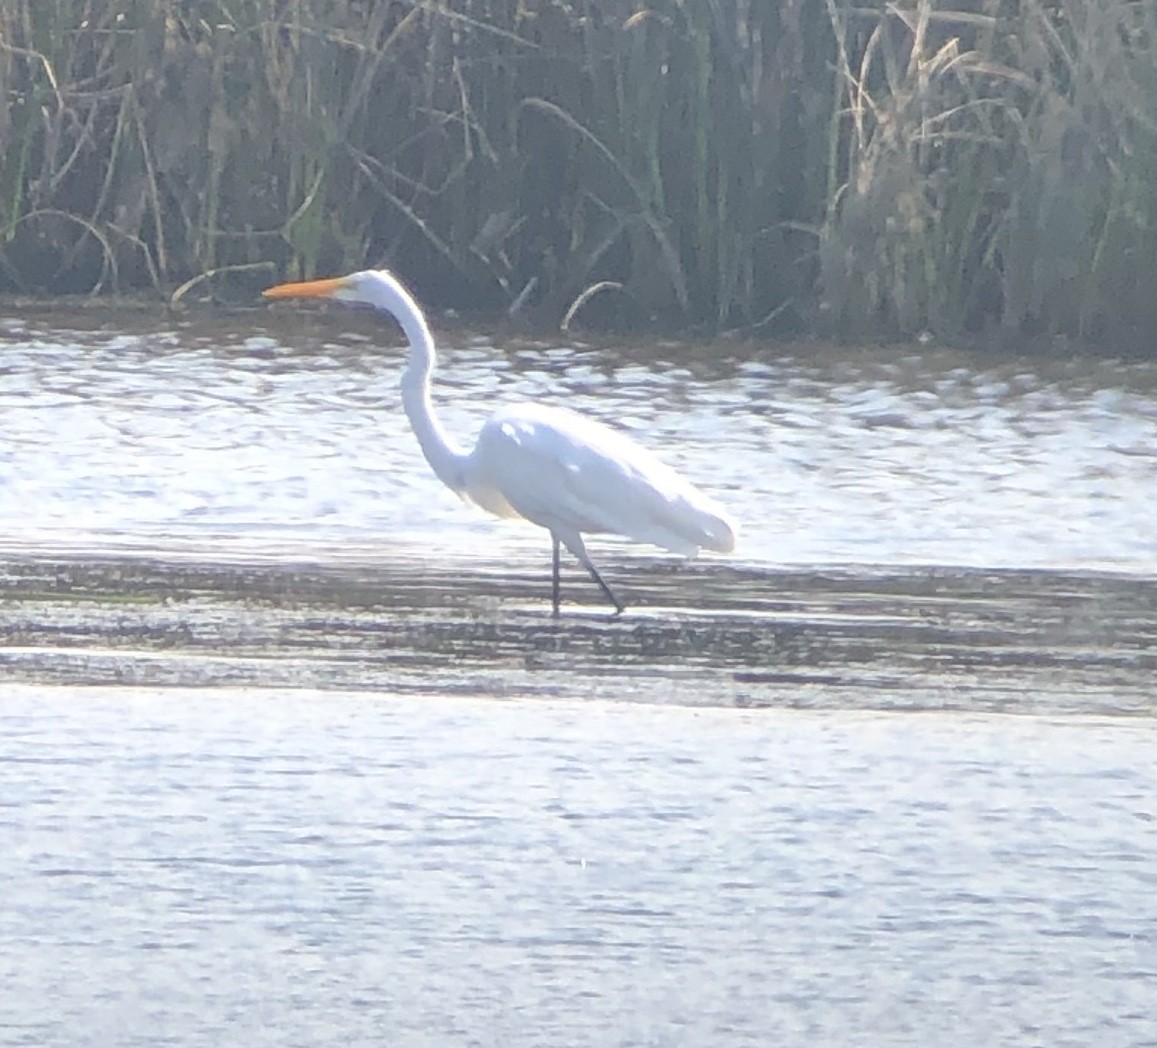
[551,535,562,618]
[552,530,625,616]
[586,561,626,615]
[569,538,625,616]
[587,564,625,615]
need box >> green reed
[0,0,1154,349]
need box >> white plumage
[264,268,736,615]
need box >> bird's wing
[468,404,733,554]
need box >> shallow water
[2,553,1155,717]
[2,305,1157,1046]
[2,307,1157,571]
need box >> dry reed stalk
[0,0,1152,348]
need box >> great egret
[263,269,736,615]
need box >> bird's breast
[462,477,525,520]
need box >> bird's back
[466,403,735,555]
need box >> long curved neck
[395,304,469,494]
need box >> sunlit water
[2,309,1157,571]
[3,307,1157,1046]
[1,687,1155,1048]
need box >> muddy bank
[2,551,1153,717]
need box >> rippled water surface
[3,307,1157,570]
[2,305,1157,1046]
[2,687,1155,1048]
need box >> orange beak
[262,276,349,300]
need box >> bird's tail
[698,509,737,554]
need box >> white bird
[263,269,736,615]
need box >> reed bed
[1,0,1154,347]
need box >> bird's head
[263,268,417,318]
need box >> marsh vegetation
[2,0,1155,347]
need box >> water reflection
[1,309,1156,573]
[3,552,1155,716]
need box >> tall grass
[820,0,1157,346]
[1,0,1155,348]
[999,0,1157,345]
